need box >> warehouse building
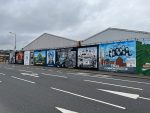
[79,28,150,75]
[81,28,150,46]
[23,33,79,51]
[23,33,79,67]
[21,28,150,75]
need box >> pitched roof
[23,33,78,51]
[83,27,150,42]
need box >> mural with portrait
[47,50,56,66]
[136,39,150,76]
[15,51,24,64]
[99,40,136,72]
[34,50,46,66]
[56,48,76,68]
[78,46,97,69]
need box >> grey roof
[81,28,150,46]
[23,33,79,51]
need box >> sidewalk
[85,70,150,80]
[10,64,150,80]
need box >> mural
[78,46,97,68]
[34,50,46,65]
[24,51,30,65]
[9,52,15,64]
[99,40,136,72]
[56,48,76,68]
[47,50,56,66]
[15,51,24,64]
[30,51,34,65]
[136,39,150,76]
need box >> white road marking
[98,77,150,85]
[41,73,68,78]
[97,89,139,99]
[97,89,150,101]
[0,73,5,75]
[19,70,33,73]
[0,81,2,83]
[84,80,143,90]
[51,87,126,110]
[21,73,39,77]
[11,76,35,84]
[56,107,78,113]
[138,97,150,101]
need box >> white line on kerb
[84,80,143,91]
[51,87,126,110]
[41,73,68,78]
[11,76,35,84]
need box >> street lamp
[9,32,16,51]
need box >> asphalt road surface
[0,64,150,113]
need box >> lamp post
[9,32,16,51]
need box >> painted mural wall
[99,40,136,72]
[30,51,34,65]
[136,39,150,76]
[24,51,30,65]
[34,50,46,66]
[78,46,97,69]
[9,52,15,64]
[47,50,56,66]
[15,51,24,64]
[56,48,76,68]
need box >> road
[0,64,150,113]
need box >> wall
[9,52,15,64]
[136,39,150,75]
[99,40,136,73]
[47,49,56,66]
[15,51,24,64]
[56,48,77,68]
[77,46,98,69]
[24,51,30,65]
[34,50,46,66]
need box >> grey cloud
[0,0,150,50]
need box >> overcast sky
[0,0,150,50]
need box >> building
[81,28,150,46]
[23,33,79,51]
[0,50,10,63]
[22,28,150,75]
